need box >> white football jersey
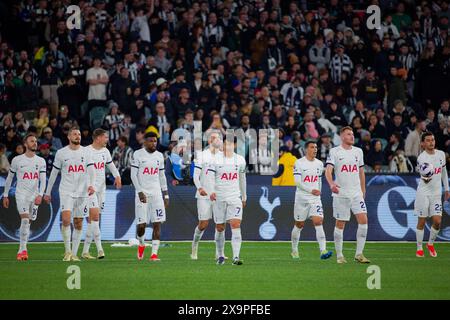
[131,148,166,195]
[194,148,223,199]
[326,145,364,198]
[6,154,46,198]
[293,157,323,201]
[212,153,246,202]
[53,146,94,197]
[86,145,119,193]
[417,150,447,196]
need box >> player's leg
[227,200,243,265]
[92,192,105,258]
[71,198,88,261]
[82,194,97,259]
[213,201,226,264]
[427,199,442,257]
[135,193,148,260]
[15,198,32,260]
[311,216,333,260]
[333,197,350,263]
[149,196,165,261]
[191,199,211,260]
[351,195,370,263]
[415,194,429,257]
[291,200,306,259]
[60,195,74,260]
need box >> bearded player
[325,126,370,264]
[44,126,96,261]
[415,132,449,258]
[191,130,223,260]
[2,134,46,260]
[131,132,169,261]
[81,128,122,260]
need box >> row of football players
[2,126,449,262]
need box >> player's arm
[106,151,121,189]
[239,163,247,207]
[86,153,96,195]
[36,161,47,205]
[325,149,339,193]
[193,153,207,196]
[159,157,169,207]
[442,164,449,201]
[2,161,16,208]
[44,152,62,203]
[130,155,146,203]
[358,149,366,198]
[209,164,217,201]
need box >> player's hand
[445,191,450,201]
[242,200,246,208]
[330,183,340,194]
[311,189,321,196]
[198,188,208,196]
[138,192,147,203]
[34,195,42,205]
[164,198,169,208]
[44,195,51,204]
[2,197,9,208]
[171,180,179,186]
[114,176,122,189]
[210,193,217,201]
[88,186,95,196]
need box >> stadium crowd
[0,0,449,183]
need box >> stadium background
[1,173,449,242]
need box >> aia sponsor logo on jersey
[143,167,159,175]
[68,164,85,173]
[220,172,238,180]
[22,172,39,180]
[303,175,319,183]
[94,162,105,170]
[340,164,358,173]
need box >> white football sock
[19,218,30,253]
[61,225,71,253]
[82,222,93,254]
[315,225,326,252]
[291,226,302,253]
[231,228,242,259]
[334,227,344,258]
[215,230,225,258]
[152,239,160,255]
[356,224,368,256]
[192,226,205,248]
[416,228,424,250]
[137,234,145,245]
[428,227,439,245]
[71,228,82,257]
[92,221,103,253]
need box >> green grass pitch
[1,241,449,299]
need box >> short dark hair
[23,133,36,143]
[304,140,317,149]
[144,132,158,139]
[421,131,434,142]
[118,136,128,145]
[92,128,107,139]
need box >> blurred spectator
[405,119,426,166]
[86,57,109,109]
[0,144,10,174]
[317,132,334,163]
[8,144,25,164]
[385,132,405,163]
[367,140,386,171]
[39,127,63,152]
[33,106,49,137]
[38,143,54,176]
[39,64,60,117]
[112,136,134,185]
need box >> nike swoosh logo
[339,158,344,160]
